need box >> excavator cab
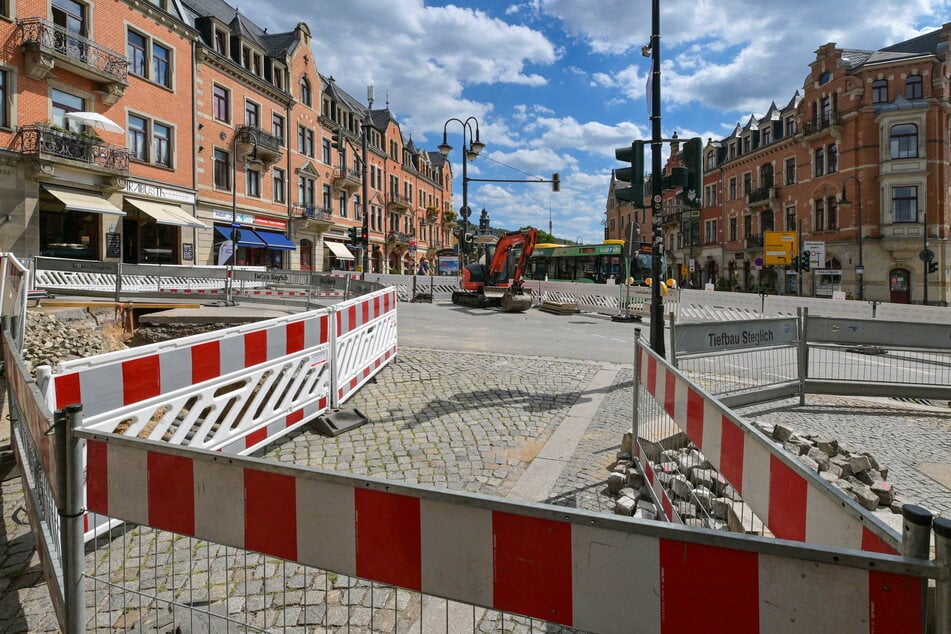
[452,228,538,312]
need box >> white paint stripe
[742,433,772,527]
[193,458,245,547]
[296,478,356,576]
[758,552,868,632]
[159,346,192,393]
[673,371,687,427]
[106,442,148,525]
[419,499,492,605]
[571,524,661,634]
[700,399,722,460]
[805,485,862,550]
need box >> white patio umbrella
[64,111,124,133]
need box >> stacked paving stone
[755,421,902,513]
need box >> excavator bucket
[500,290,533,313]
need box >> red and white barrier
[331,287,398,407]
[637,342,900,554]
[81,432,929,634]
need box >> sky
[238,0,951,244]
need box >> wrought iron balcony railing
[745,234,764,249]
[801,112,841,137]
[236,125,283,155]
[290,204,333,222]
[387,194,412,209]
[747,185,780,205]
[333,167,362,184]
[17,18,128,82]
[388,231,410,244]
[19,124,129,171]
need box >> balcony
[17,18,128,105]
[801,112,842,140]
[745,234,764,249]
[291,204,333,223]
[746,185,781,208]
[18,124,129,172]
[235,125,283,165]
[387,194,412,211]
[333,166,363,191]
[388,231,411,245]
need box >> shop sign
[255,216,287,230]
[125,181,195,204]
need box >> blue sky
[241,0,951,243]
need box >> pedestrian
[417,259,430,275]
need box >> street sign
[804,240,826,269]
[763,231,797,265]
[919,248,934,262]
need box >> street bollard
[935,517,951,634]
[901,504,933,560]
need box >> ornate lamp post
[437,117,485,269]
[227,129,260,305]
[839,175,863,300]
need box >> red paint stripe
[286,409,304,427]
[686,388,704,448]
[86,440,109,515]
[191,340,221,384]
[361,298,370,325]
[492,511,572,625]
[355,489,421,590]
[244,469,297,561]
[374,296,381,319]
[869,571,924,634]
[54,373,81,410]
[147,451,195,536]
[244,330,267,367]
[862,527,898,555]
[661,491,673,521]
[663,370,676,418]
[122,354,161,405]
[286,320,305,354]
[245,426,267,448]
[647,356,657,395]
[659,539,759,633]
[320,314,329,344]
[349,377,358,389]
[767,454,807,541]
[719,417,745,492]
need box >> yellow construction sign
[763,232,797,265]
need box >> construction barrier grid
[635,332,900,554]
[331,287,398,407]
[79,429,940,633]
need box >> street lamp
[839,175,863,300]
[227,128,260,305]
[438,117,485,268]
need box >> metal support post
[648,0,665,357]
[797,307,807,406]
[632,328,641,457]
[55,404,86,634]
[901,503,933,560]
[934,516,951,634]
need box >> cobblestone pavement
[2,345,950,632]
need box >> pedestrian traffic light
[928,260,938,274]
[348,226,358,244]
[552,172,560,192]
[614,141,645,207]
[331,127,343,150]
[683,137,703,208]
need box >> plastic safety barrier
[331,287,398,407]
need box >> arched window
[299,76,311,107]
[890,123,918,159]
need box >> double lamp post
[438,117,484,269]
[227,128,261,305]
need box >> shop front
[122,197,207,264]
[211,209,296,268]
[324,240,355,271]
[38,184,125,260]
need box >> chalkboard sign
[105,232,121,258]
[183,242,194,262]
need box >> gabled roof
[781,91,801,113]
[181,0,300,57]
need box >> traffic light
[683,137,703,208]
[800,250,811,271]
[331,127,343,150]
[928,260,938,274]
[614,140,645,206]
[347,226,359,244]
[552,172,560,192]
[360,225,368,245]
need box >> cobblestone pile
[21,311,113,373]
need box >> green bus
[528,240,661,284]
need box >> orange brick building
[0,0,451,272]
[607,27,951,304]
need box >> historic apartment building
[607,26,951,304]
[0,0,451,273]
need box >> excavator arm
[485,228,538,287]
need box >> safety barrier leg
[935,516,951,634]
[53,404,86,633]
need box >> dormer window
[252,53,262,77]
[213,29,227,55]
[762,128,770,145]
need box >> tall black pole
[361,122,370,277]
[461,138,469,269]
[649,0,665,356]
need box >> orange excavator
[451,227,538,312]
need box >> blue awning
[216,226,266,248]
[256,230,297,251]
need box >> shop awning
[43,185,125,215]
[125,198,208,229]
[325,241,354,260]
[215,225,266,248]
[256,230,296,251]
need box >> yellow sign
[763,231,797,265]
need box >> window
[0,69,9,128]
[297,125,314,157]
[273,168,285,203]
[52,0,85,38]
[1,0,10,18]
[128,114,147,161]
[704,219,717,244]
[892,186,917,223]
[814,147,825,177]
[214,149,230,190]
[153,122,170,167]
[729,217,737,242]
[827,143,837,173]
[905,75,923,99]
[785,117,795,136]
[706,151,716,169]
[152,42,170,88]
[246,168,260,198]
[890,123,918,159]
[213,29,227,55]
[814,198,826,231]
[127,29,171,88]
[728,143,736,160]
[785,206,797,231]
[729,177,736,200]
[272,113,285,146]
[872,79,888,103]
[743,214,752,238]
[128,30,146,76]
[244,100,259,127]
[762,128,770,146]
[298,175,315,207]
[213,85,229,122]
[300,76,311,106]
[51,88,83,129]
[826,196,838,230]
[321,138,331,164]
[743,173,751,195]
[743,137,751,154]
[322,184,332,211]
[760,210,774,232]
[704,184,717,207]
[785,157,796,185]
[339,192,347,218]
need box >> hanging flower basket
[443,210,457,223]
